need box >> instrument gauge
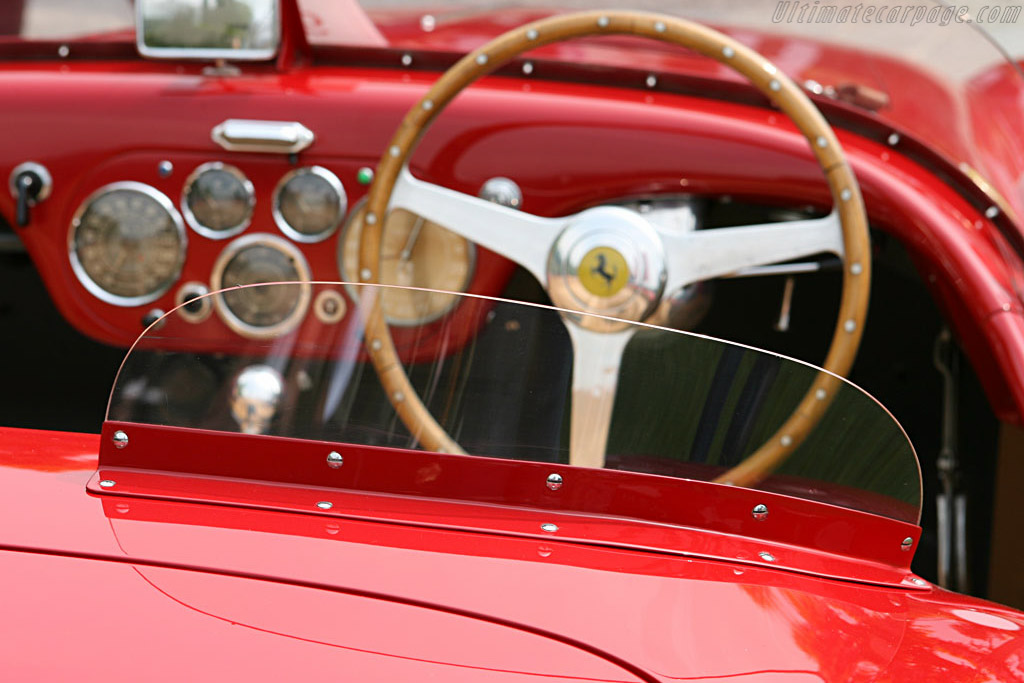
[273,166,347,243]
[69,182,186,306]
[211,234,311,339]
[339,205,476,326]
[182,162,254,238]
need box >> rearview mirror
[136,0,280,61]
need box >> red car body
[2,1,1024,678]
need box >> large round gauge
[339,205,475,326]
[182,162,254,239]
[68,181,186,306]
[273,166,347,243]
[210,234,312,339]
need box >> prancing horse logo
[579,246,629,297]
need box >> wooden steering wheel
[357,11,870,486]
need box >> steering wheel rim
[358,10,871,485]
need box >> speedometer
[69,182,186,306]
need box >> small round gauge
[182,162,254,238]
[69,182,186,306]
[211,234,312,339]
[339,205,475,326]
[273,166,347,243]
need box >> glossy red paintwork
[3,63,1022,419]
[2,424,1023,680]
[93,420,921,582]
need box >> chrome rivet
[546,473,563,491]
[316,501,333,510]
[780,435,793,447]
[764,63,778,75]
[389,145,401,157]
[985,206,999,219]
[537,546,553,558]
[645,74,657,88]
[1002,303,1012,312]
[901,536,914,551]
[359,268,372,281]
[910,577,927,586]
[325,522,340,535]
[840,188,852,201]
[99,479,116,488]
[850,262,863,275]
[365,212,377,225]
[759,551,776,562]
[844,319,857,333]
[815,388,827,400]
[722,46,734,58]
[58,44,69,58]
[112,430,129,449]
[393,391,405,402]
[541,523,559,532]
[887,132,900,146]
[816,136,828,148]
[522,61,534,75]
[752,504,769,521]
[420,14,436,31]
[370,339,382,351]
[804,79,824,94]
[597,16,610,27]
[327,451,343,468]
[475,53,488,65]
[422,99,434,111]
[157,160,174,177]
[400,53,413,66]
[769,79,781,91]
[114,502,130,514]
[526,29,539,40]
[654,21,666,33]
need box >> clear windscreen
[107,282,921,523]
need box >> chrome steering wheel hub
[547,206,666,329]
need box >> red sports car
[2,1,1024,677]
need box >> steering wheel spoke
[565,322,636,469]
[662,211,844,293]
[391,167,565,283]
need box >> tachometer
[69,182,186,306]
[339,205,475,326]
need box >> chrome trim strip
[209,233,312,339]
[67,181,186,308]
[211,119,315,154]
[181,162,255,240]
[272,165,347,243]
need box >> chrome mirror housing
[136,0,280,61]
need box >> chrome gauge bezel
[210,233,312,339]
[174,281,213,324]
[181,162,255,239]
[68,181,187,307]
[272,165,347,243]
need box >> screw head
[759,551,776,562]
[98,479,116,488]
[157,160,173,177]
[316,501,334,510]
[752,504,769,521]
[546,473,563,491]
[901,536,914,551]
[112,430,128,449]
[540,523,559,532]
[327,451,343,469]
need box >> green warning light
[356,167,374,185]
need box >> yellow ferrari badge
[578,246,629,297]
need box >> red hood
[3,426,1024,680]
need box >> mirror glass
[136,0,279,60]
